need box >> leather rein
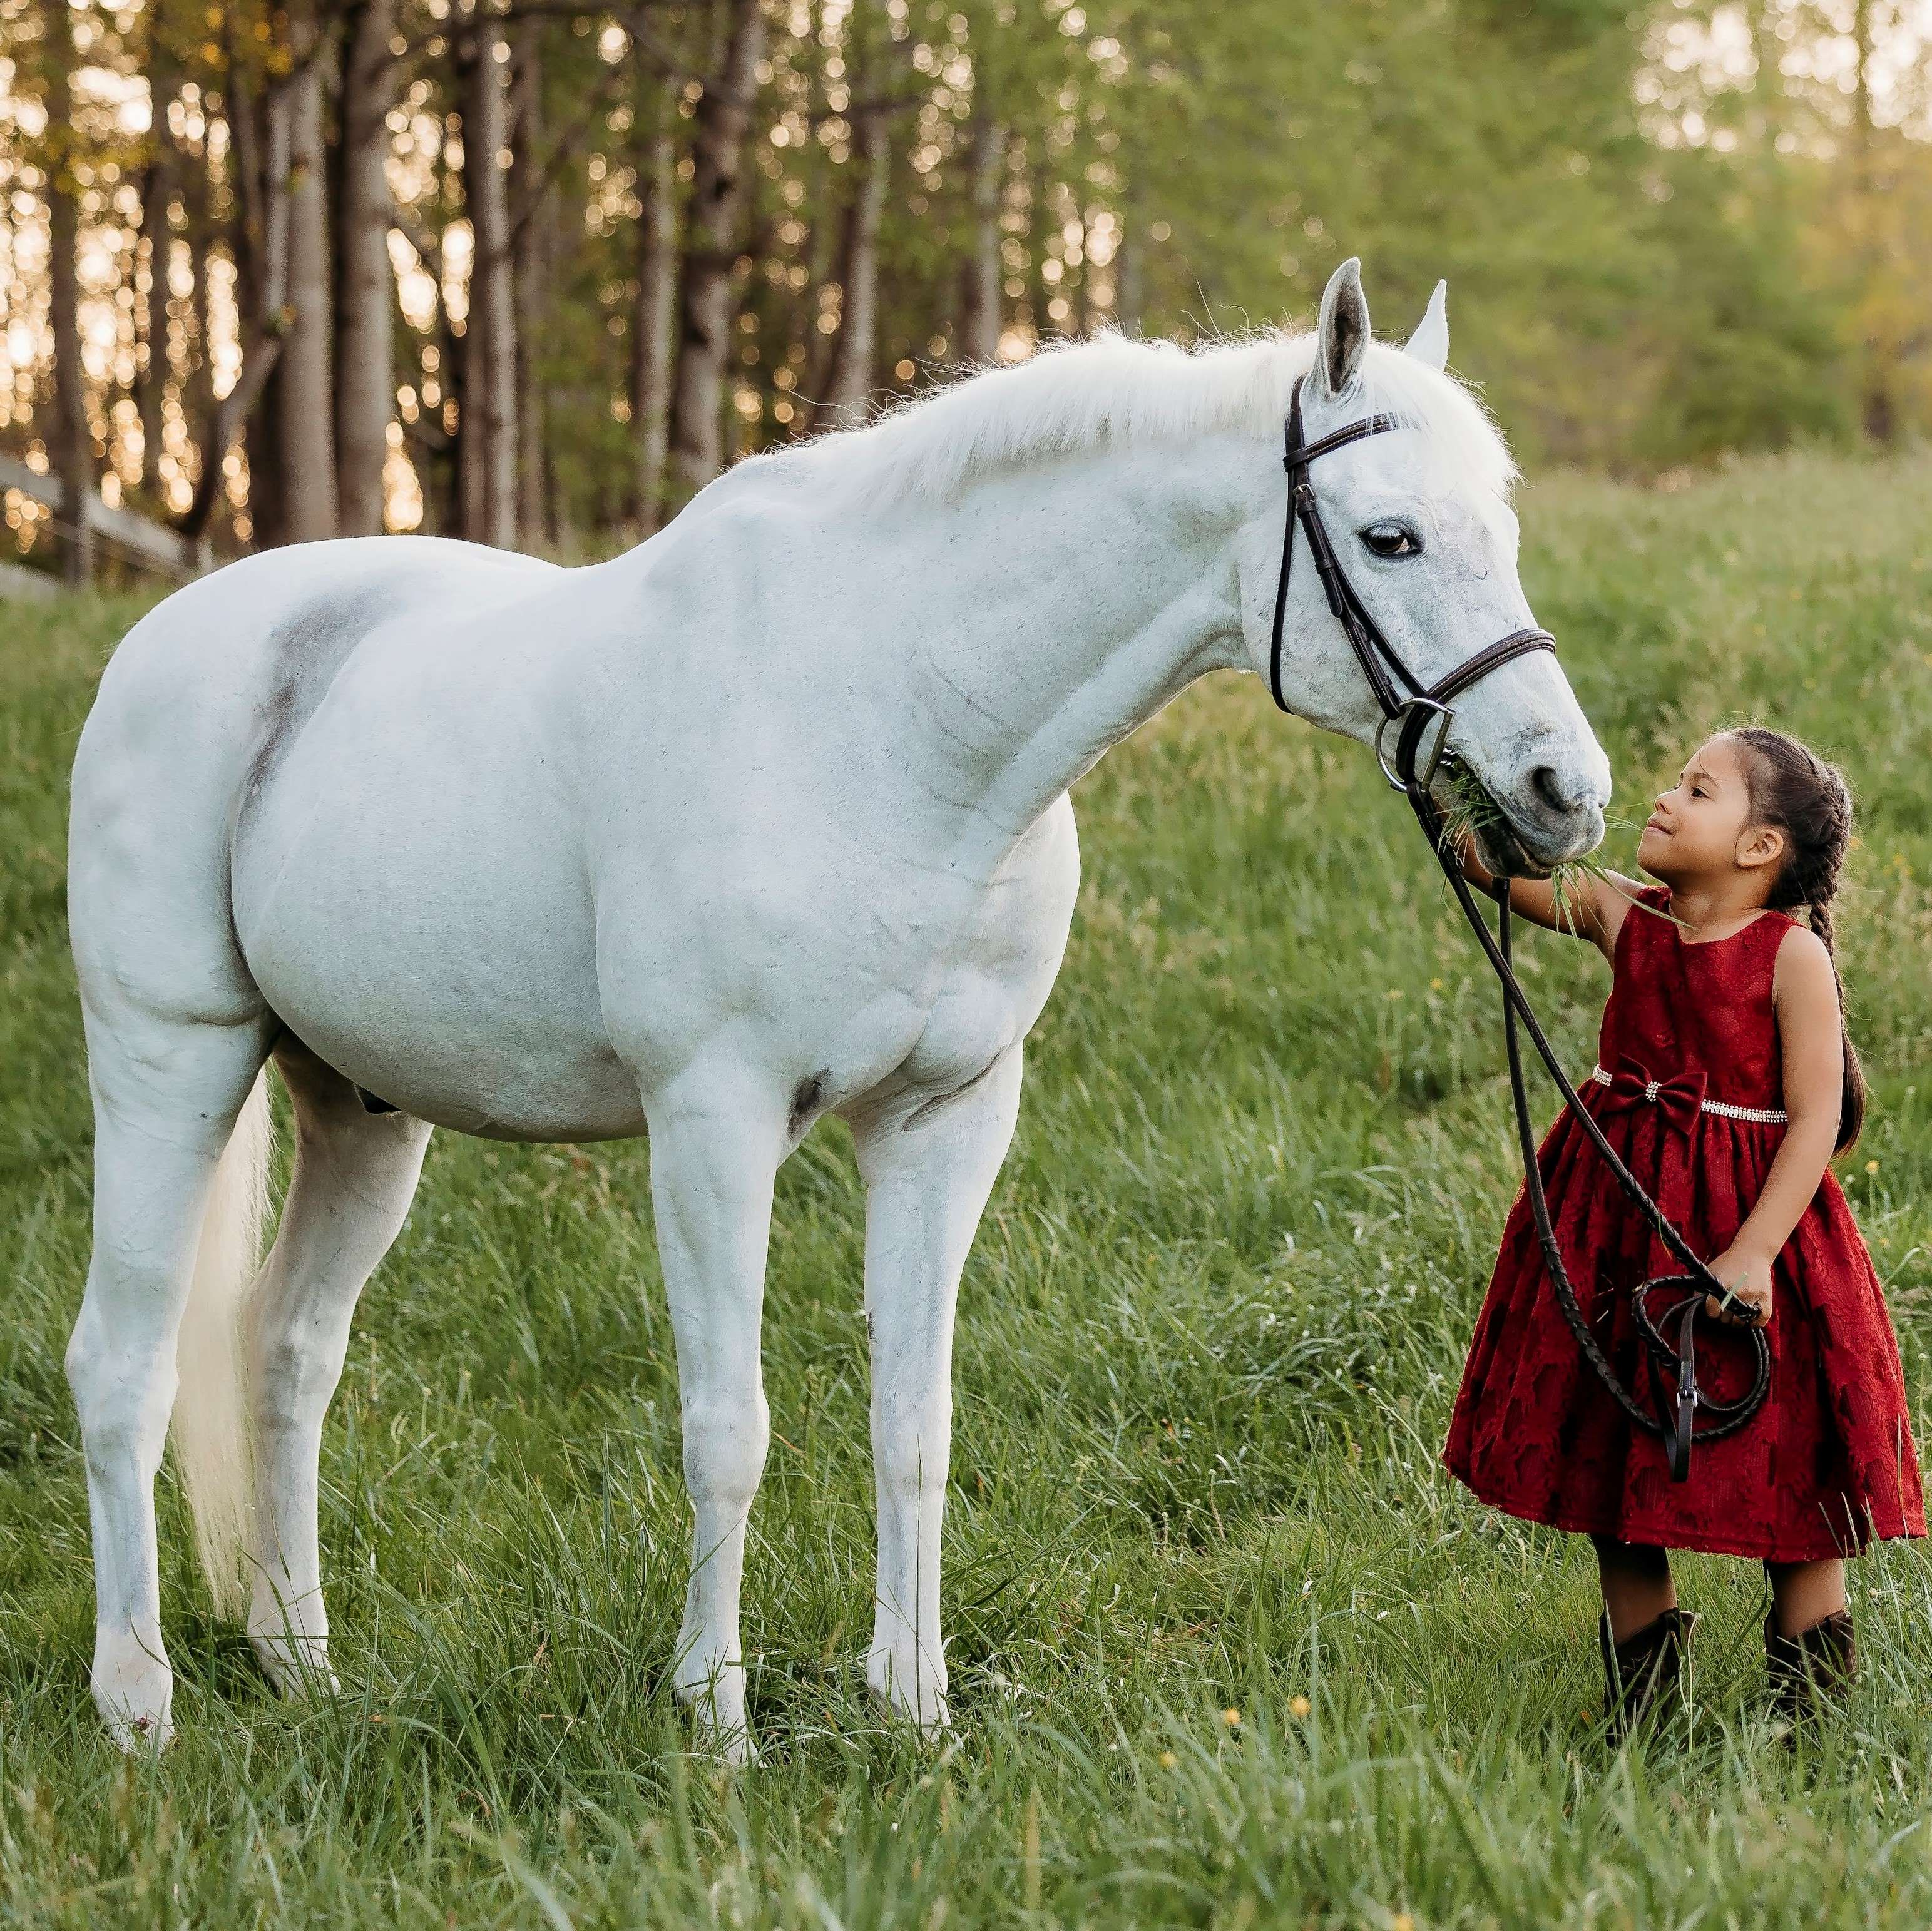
[1267,374,1767,1480]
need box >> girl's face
[1636,734,1785,887]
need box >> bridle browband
[1265,370,1767,1481]
[1266,372,1556,792]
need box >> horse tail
[171,1070,274,1618]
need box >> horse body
[64,263,1610,1755]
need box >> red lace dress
[1443,884,1924,1560]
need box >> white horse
[65,259,1608,1755]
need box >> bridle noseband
[1264,370,1768,1480]
[1265,372,1556,791]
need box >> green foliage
[3,450,1931,1921]
[1632,153,1850,464]
[447,0,1901,536]
[1105,0,1860,473]
[12,0,1926,566]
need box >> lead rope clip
[1670,1297,1702,1484]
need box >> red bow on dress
[1594,1054,1707,1134]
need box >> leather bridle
[1265,373,1556,791]
[1267,371,1767,1480]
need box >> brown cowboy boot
[1599,1606,1697,1741]
[1765,1606,1855,1728]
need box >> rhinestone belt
[1588,1064,1786,1124]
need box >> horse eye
[1361,523,1423,559]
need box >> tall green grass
[2,448,1929,1927]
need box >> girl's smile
[1635,734,1778,890]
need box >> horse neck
[876,437,1257,864]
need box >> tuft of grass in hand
[1438,761,1661,939]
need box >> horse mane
[747,328,1518,509]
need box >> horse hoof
[674,1661,758,1765]
[866,1644,949,1738]
[250,1633,340,1702]
[92,1638,175,1753]
[696,1723,761,1768]
[96,1683,175,1753]
[105,1707,175,1754]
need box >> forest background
[3,0,1931,580]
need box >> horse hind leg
[66,1016,273,1751]
[245,1039,431,1696]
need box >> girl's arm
[1451,830,1642,962]
[1703,928,1844,1326]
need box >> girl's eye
[1361,523,1423,559]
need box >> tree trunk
[1851,0,1875,161]
[956,111,1003,366]
[184,53,295,546]
[1748,0,1783,155]
[47,19,93,584]
[275,30,341,543]
[799,193,839,405]
[1074,213,1095,337]
[438,305,466,535]
[667,0,767,494]
[133,182,172,495]
[133,31,179,498]
[1114,215,1145,337]
[819,106,891,425]
[511,18,550,546]
[1847,0,1891,444]
[334,0,397,534]
[1029,171,1055,346]
[459,3,519,548]
[631,120,678,534]
[185,219,218,518]
[225,50,270,348]
[421,130,461,536]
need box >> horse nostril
[1528,765,1575,817]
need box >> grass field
[4,449,1932,1928]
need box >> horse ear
[1314,257,1371,399]
[1406,280,1449,371]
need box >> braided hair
[1728,726,1866,1153]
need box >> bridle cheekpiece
[1265,372,1556,792]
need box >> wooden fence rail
[0,454,208,588]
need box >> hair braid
[1729,728,1866,1153]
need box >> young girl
[1443,726,1923,1735]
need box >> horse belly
[234,741,642,1145]
[246,900,641,1141]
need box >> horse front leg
[851,1044,1025,1733]
[647,1074,784,1764]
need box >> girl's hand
[1704,1246,1775,1327]
[1452,830,1637,953]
